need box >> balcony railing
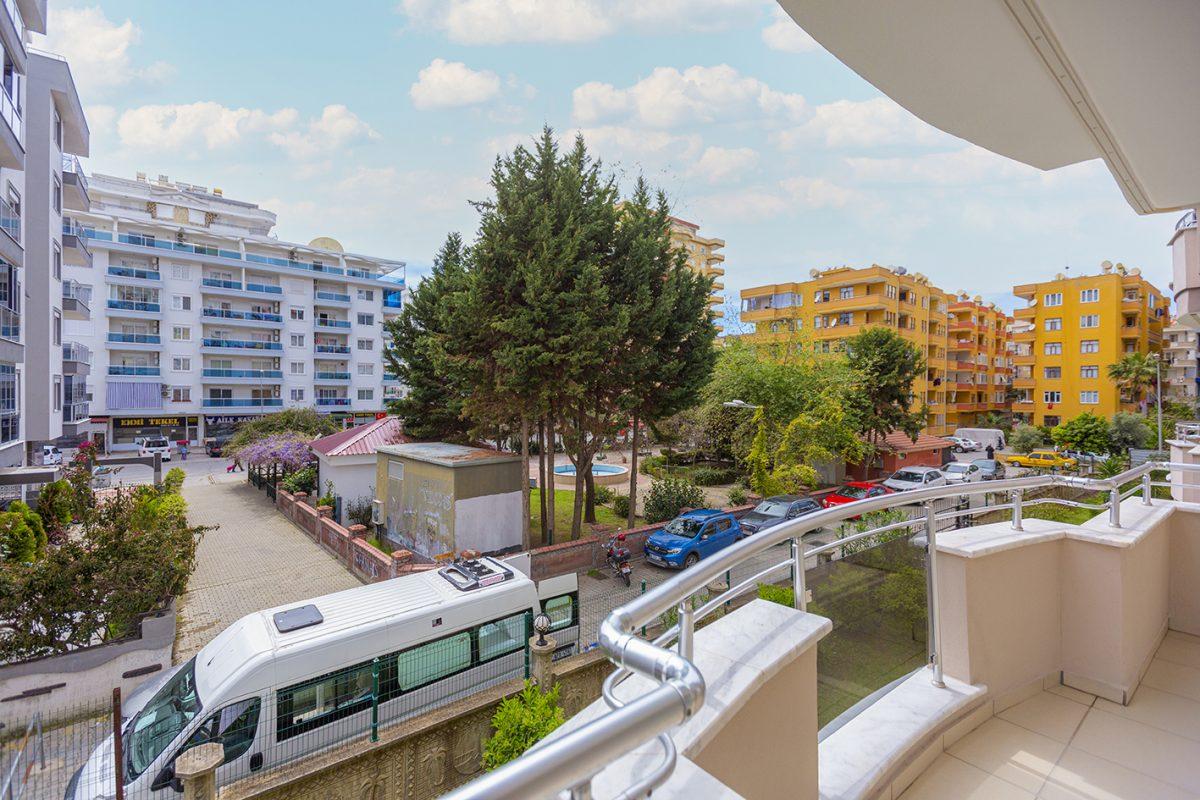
[107,332,160,344]
[315,290,351,303]
[108,265,160,281]
[201,338,282,351]
[61,154,88,194]
[63,281,91,305]
[201,308,283,323]
[384,373,399,382]
[202,369,283,379]
[107,300,160,313]
[315,318,351,329]
[246,282,283,295]
[314,372,351,381]
[202,398,283,408]
[315,344,351,354]
[62,343,91,363]
[0,304,18,342]
[1,0,25,47]
[108,365,159,376]
[0,80,20,142]
[0,195,18,245]
[315,397,350,406]
[202,278,241,290]
[64,401,90,423]
[442,459,1200,800]
[1176,421,1200,442]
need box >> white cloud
[267,105,380,159]
[40,6,173,97]
[845,146,1039,186]
[689,187,789,222]
[83,104,117,135]
[762,7,819,53]
[691,146,758,183]
[117,102,297,152]
[570,125,705,170]
[776,96,954,149]
[780,175,859,208]
[572,65,806,128]
[398,0,764,45]
[410,59,502,109]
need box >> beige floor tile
[999,692,1089,743]
[1095,684,1200,742]
[1037,747,1194,800]
[1157,632,1200,670]
[898,754,1035,800]
[1140,658,1200,703]
[1044,684,1096,707]
[1070,708,1200,794]
[947,718,1065,794]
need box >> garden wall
[0,600,176,722]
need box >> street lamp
[533,613,552,647]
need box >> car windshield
[975,460,996,470]
[944,464,969,473]
[123,659,202,781]
[145,439,168,448]
[753,501,790,517]
[838,486,869,499]
[892,471,925,482]
[663,518,704,538]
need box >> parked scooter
[606,533,633,587]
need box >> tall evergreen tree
[844,327,927,447]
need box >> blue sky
[42,0,1177,314]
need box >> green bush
[644,477,706,524]
[346,496,375,527]
[727,486,748,506]
[282,465,317,495]
[612,494,631,519]
[482,681,565,770]
[691,466,738,486]
[35,479,74,539]
[0,508,41,563]
[8,501,46,560]
[1010,424,1045,454]
[757,583,794,607]
[639,455,666,476]
[1023,502,1099,525]
[593,484,616,505]
[162,467,185,495]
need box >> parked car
[948,436,981,453]
[883,467,948,492]
[134,436,173,461]
[40,444,62,465]
[643,509,742,569]
[954,427,1007,452]
[941,461,983,483]
[971,459,1006,480]
[738,495,822,536]
[822,482,894,513]
[1005,450,1077,470]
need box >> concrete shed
[375,442,523,558]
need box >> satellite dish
[809,268,820,278]
[894,266,907,275]
[308,236,344,253]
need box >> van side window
[178,698,261,765]
[397,631,471,691]
[542,594,575,631]
[478,614,526,661]
[277,664,373,740]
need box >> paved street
[174,474,362,660]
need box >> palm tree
[1107,352,1158,408]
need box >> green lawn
[530,488,632,542]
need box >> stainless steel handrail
[445,461,1197,800]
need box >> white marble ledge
[818,670,986,800]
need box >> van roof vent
[438,558,514,592]
[273,604,324,633]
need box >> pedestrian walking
[985,444,995,460]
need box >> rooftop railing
[444,459,1200,800]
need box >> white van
[953,428,1007,452]
[134,436,172,461]
[66,558,579,800]
[40,445,62,465]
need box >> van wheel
[683,553,699,569]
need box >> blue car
[643,509,743,569]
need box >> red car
[822,481,894,517]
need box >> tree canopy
[843,327,927,446]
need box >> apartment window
[1043,367,1061,379]
[1080,339,1100,354]
[290,334,305,348]
[172,326,191,341]
[357,289,374,301]
[289,362,305,375]
[171,387,191,403]
[53,110,62,147]
[1081,365,1099,379]
[51,376,61,411]
[290,388,305,401]
[1080,391,1100,404]
[1081,288,1099,303]
[1044,318,1062,331]
[885,285,897,299]
[813,290,830,303]
[838,287,853,300]
[357,389,374,401]
[357,363,374,375]
[171,296,191,311]
[1044,342,1063,355]
[357,338,373,351]
[52,176,61,214]
[1043,391,1062,404]
[1044,293,1063,307]
[52,244,61,280]
[172,357,191,371]
[1080,314,1099,328]
[172,264,189,280]
[357,313,374,326]
[53,310,61,345]
[290,307,305,321]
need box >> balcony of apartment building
[202,388,282,409]
[814,288,890,314]
[740,291,798,323]
[243,243,346,278]
[106,323,160,349]
[0,265,19,364]
[314,283,351,307]
[200,269,283,299]
[60,153,89,212]
[61,217,92,267]
[106,286,160,318]
[60,341,89,376]
[314,310,351,330]
[1121,313,1143,339]
[107,353,159,379]
[201,301,283,328]
[106,258,160,285]
[61,379,89,431]
[314,335,351,356]
[314,358,351,384]
[201,357,283,384]
[0,193,19,269]
[200,331,282,354]
[61,279,90,320]
[315,389,350,408]
[0,47,21,171]
[382,288,404,316]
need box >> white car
[948,436,981,453]
[941,461,983,483]
[40,444,62,465]
[134,436,173,461]
[883,467,948,492]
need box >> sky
[39,0,1179,314]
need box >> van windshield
[123,659,202,781]
[662,518,703,538]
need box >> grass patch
[1024,501,1101,526]
[530,488,633,542]
[367,537,386,552]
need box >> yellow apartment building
[669,217,726,322]
[946,295,1014,433]
[739,265,1011,436]
[1010,263,1169,427]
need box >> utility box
[375,442,524,558]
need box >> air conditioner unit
[371,499,384,525]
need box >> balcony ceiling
[776,0,1200,214]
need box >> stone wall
[222,650,610,800]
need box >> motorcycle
[606,535,633,587]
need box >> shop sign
[113,415,199,429]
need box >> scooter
[606,534,633,587]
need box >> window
[1080,314,1099,328]
[1043,391,1062,404]
[290,334,305,348]
[838,286,854,300]
[885,285,897,299]
[171,387,191,403]
[52,243,60,280]
[478,614,527,661]
[174,698,260,768]
[172,326,191,341]
[290,388,305,401]
[1044,292,1063,307]
[1081,365,1099,379]
[171,296,191,311]
[357,313,374,326]
[1080,391,1100,404]
[172,357,191,371]
[1044,342,1063,355]
[52,376,61,411]
[290,362,305,375]
[52,310,61,345]
[1043,367,1061,379]
[1080,339,1100,354]
[53,109,62,147]
[357,363,374,375]
[357,339,373,351]
[357,389,373,401]
[290,307,305,321]
[1044,318,1062,331]
[357,289,374,301]
[278,663,374,741]
[397,631,471,691]
[813,290,830,303]
[542,594,576,631]
[1081,288,1099,303]
[52,175,61,213]
[172,264,189,280]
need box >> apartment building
[1011,263,1168,427]
[62,173,406,451]
[668,217,726,323]
[740,265,1010,436]
[1164,320,1199,403]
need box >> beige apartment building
[668,217,725,323]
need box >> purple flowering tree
[237,433,314,471]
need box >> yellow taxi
[1004,449,1078,470]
